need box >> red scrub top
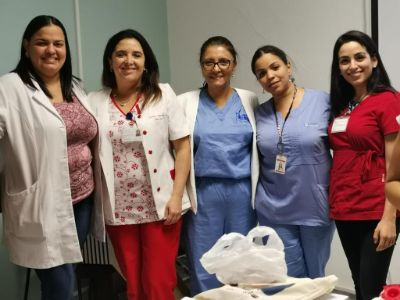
[328,91,400,220]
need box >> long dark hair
[199,36,238,89]
[13,15,76,102]
[102,29,161,107]
[330,30,394,118]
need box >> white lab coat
[88,83,191,223]
[178,88,259,213]
[0,73,105,269]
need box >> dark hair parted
[330,30,395,118]
[102,29,161,107]
[251,45,289,75]
[199,36,238,89]
[13,15,76,102]
[199,36,238,65]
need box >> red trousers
[106,219,182,300]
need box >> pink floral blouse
[54,96,97,203]
[107,98,159,225]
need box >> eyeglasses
[201,59,231,71]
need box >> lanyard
[111,93,142,121]
[272,85,297,154]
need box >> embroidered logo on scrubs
[236,108,249,122]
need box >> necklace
[113,91,139,107]
[113,96,131,107]
[111,93,142,121]
[119,101,130,107]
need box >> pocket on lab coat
[4,180,45,239]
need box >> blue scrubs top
[194,89,253,179]
[255,89,332,226]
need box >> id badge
[121,125,142,143]
[274,154,287,175]
[331,116,349,133]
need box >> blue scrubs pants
[35,196,93,300]
[257,215,335,278]
[184,177,256,296]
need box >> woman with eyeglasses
[178,36,258,295]
[250,45,334,279]
[88,29,191,300]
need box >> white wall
[77,0,171,91]
[167,0,378,293]
[167,0,370,99]
[379,0,400,90]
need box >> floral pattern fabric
[54,96,97,203]
[107,99,159,225]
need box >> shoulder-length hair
[102,29,161,108]
[330,30,395,118]
[13,15,76,102]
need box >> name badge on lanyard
[272,85,297,175]
[331,116,349,133]
[122,123,142,143]
[275,153,287,174]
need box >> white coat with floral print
[88,84,191,223]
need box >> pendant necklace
[115,97,131,107]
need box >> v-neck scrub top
[328,91,400,220]
[193,89,253,179]
[255,89,332,226]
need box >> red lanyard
[110,93,142,119]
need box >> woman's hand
[375,133,399,251]
[163,136,190,225]
[164,194,182,225]
[373,217,397,251]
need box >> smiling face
[24,24,66,82]
[109,38,145,88]
[254,53,292,97]
[338,41,377,94]
[201,45,236,90]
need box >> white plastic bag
[200,226,287,285]
[192,275,338,300]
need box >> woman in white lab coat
[88,29,191,300]
[178,36,258,295]
[0,15,104,300]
